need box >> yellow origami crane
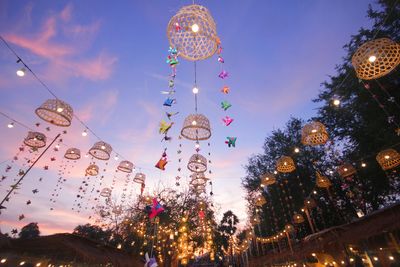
[159,120,173,134]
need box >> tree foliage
[19,222,40,239]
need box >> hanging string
[194,61,198,113]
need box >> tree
[73,224,112,245]
[19,222,40,239]
[217,210,239,250]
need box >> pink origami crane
[218,56,224,63]
[222,116,234,126]
[218,70,229,79]
[149,198,164,219]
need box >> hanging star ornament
[159,120,173,135]
[218,70,229,79]
[222,116,234,126]
[225,137,237,147]
[221,101,232,111]
[221,86,230,94]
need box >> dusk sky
[0,0,373,235]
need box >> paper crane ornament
[218,70,229,79]
[159,120,173,135]
[166,111,179,120]
[221,101,232,111]
[168,46,178,56]
[218,56,224,63]
[225,137,237,147]
[222,116,234,126]
[155,151,168,170]
[166,55,178,66]
[163,98,176,107]
[168,80,174,87]
[144,252,158,267]
[146,198,164,219]
[221,86,230,94]
[161,90,175,95]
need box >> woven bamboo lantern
[260,173,276,187]
[113,205,123,215]
[89,141,112,160]
[276,156,296,173]
[190,172,209,186]
[35,99,73,127]
[181,114,211,141]
[337,163,356,178]
[376,148,400,171]
[301,121,329,146]
[193,184,206,195]
[352,38,400,80]
[251,215,260,226]
[255,195,267,207]
[167,4,218,61]
[316,171,332,188]
[187,153,207,173]
[24,131,46,148]
[293,213,305,224]
[133,172,146,184]
[304,198,317,209]
[64,148,81,160]
[117,160,134,173]
[100,188,112,198]
[85,164,99,176]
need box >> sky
[0,0,374,235]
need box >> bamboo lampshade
[181,114,211,141]
[276,156,296,173]
[89,141,112,160]
[293,213,305,224]
[117,160,134,173]
[100,188,112,198]
[35,99,73,127]
[187,153,207,173]
[376,148,400,171]
[316,171,332,188]
[260,173,276,187]
[301,121,329,146]
[167,4,218,61]
[85,164,99,176]
[190,172,209,186]
[304,198,317,209]
[24,131,46,148]
[352,38,400,80]
[255,195,267,207]
[251,215,260,226]
[64,148,81,160]
[337,163,356,178]
[133,172,146,184]
[192,184,206,195]
[113,205,123,215]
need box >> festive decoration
[315,171,332,188]
[218,70,229,79]
[190,172,209,186]
[64,148,81,160]
[163,98,176,107]
[181,114,211,141]
[23,131,46,148]
[221,86,230,94]
[144,252,158,267]
[260,173,276,187]
[85,164,99,176]
[255,195,267,206]
[155,150,168,170]
[222,116,234,126]
[167,4,218,61]
[337,163,356,178]
[293,213,305,224]
[225,137,237,147]
[35,99,73,127]
[221,101,232,111]
[133,172,146,184]
[89,141,112,160]
[166,111,179,120]
[147,198,165,219]
[187,153,207,173]
[376,148,400,170]
[351,38,400,80]
[100,188,112,198]
[301,121,329,146]
[117,160,134,173]
[159,120,174,135]
[276,156,296,173]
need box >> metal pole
[304,208,316,234]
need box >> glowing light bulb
[19,261,25,266]
[192,87,199,94]
[294,147,300,153]
[373,257,378,261]
[56,107,64,113]
[101,145,106,150]
[389,256,394,261]
[0,259,6,263]
[273,170,278,174]
[82,130,88,137]
[361,162,366,167]
[16,67,26,77]
[195,142,200,149]
[313,190,317,194]
[7,122,14,128]
[311,129,317,133]
[333,99,340,106]
[114,155,119,160]
[368,55,377,62]
[191,23,199,32]
[384,155,390,159]
[36,263,41,266]
[192,120,197,126]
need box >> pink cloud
[59,4,73,22]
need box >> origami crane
[155,151,168,170]
[159,120,173,135]
[18,214,25,221]
[168,46,178,55]
[221,86,230,94]
[166,111,179,120]
[163,98,176,107]
[166,55,178,66]
[160,90,175,95]
[225,137,237,147]
[147,198,164,219]
[218,70,229,79]
[168,79,174,88]
[221,101,232,111]
[174,22,181,32]
[222,116,234,126]
[218,56,224,63]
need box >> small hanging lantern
[293,213,305,224]
[187,153,207,173]
[167,4,218,61]
[337,163,356,178]
[304,198,316,209]
[251,215,260,226]
[100,188,112,198]
[24,131,46,148]
[85,164,99,176]
[190,172,209,186]
[301,121,329,146]
[88,141,112,160]
[284,224,294,232]
[35,99,73,127]
[352,38,400,80]
[64,148,81,160]
[133,172,146,184]
[316,171,332,188]
[260,172,276,187]
[276,156,296,173]
[255,195,267,206]
[376,148,400,171]
[113,205,123,215]
[117,160,134,173]
[181,114,211,141]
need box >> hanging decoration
[301,121,329,146]
[260,173,276,187]
[155,150,168,170]
[134,172,146,195]
[117,160,134,173]
[337,163,356,178]
[315,171,332,188]
[88,141,112,161]
[85,164,99,176]
[220,101,232,111]
[225,137,237,148]
[181,114,211,141]
[187,153,207,173]
[276,156,296,173]
[145,198,165,219]
[376,148,400,171]
[144,252,158,267]
[35,99,73,127]
[255,195,267,207]
[23,131,46,148]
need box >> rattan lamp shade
[276,156,296,173]
[100,188,112,198]
[35,99,73,127]
[376,148,400,171]
[260,173,276,187]
[167,4,218,61]
[301,121,329,146]
[190,172,209,186]
[89,141,112,160]
[255,195,267,206]
[86,164,99,176]
[113,205,123,215]
[352,38,400,80]
[251,215,260,226]
[64,148,81,160]
[133,172,146,184]
[316,171,332,188]
[187,153,207,173]
[24,131,46,148]
[337,163,356,178]
[293,213,305,224]
[181,114,211,141]
[117,160,134,173]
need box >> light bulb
[82,130,88,137]
[7,122,14,128]
[101,145,106,149]
[384,155,390,159]
[373,257,378,261]
[192,120,197,126]
[333,99,340,106]
[273,170,278,174]
[361,162,366,167]
[16,68,26,77]
[389,256,394,261]
[368,55,377,63]
[0,259,6,263]
[311,129,317,133]
[192,87,199,94]
[114,155,119,160]
[19,261,25,266]
[36,263,41,267]
[191,23,199,33]
[195,143,200,149]
[56,107,64,113]
[294,147,300,153]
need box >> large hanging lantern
[376,148,400,171]
[35,99,73,127]
[337,163,356,178]
[88,141,112,160]
[167,4,218,61]
[301,121,329,146]
[24,131,46,148]
[181,114,211,141]
[316,171,331,188]
[260,173,276,187]
[187,153,207,173]
[352,38,400,80]
[255,195,267,207]
[276,156,296,173]
[100,188,112,198]
[293,213,305,224]
[117,160,134,173]
[133,172,146,184]
[190,172,209,186]
[85,164,99,176]
[64,148,81,160]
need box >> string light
[36,263,41,267]
[16,67,26,77]
[7,122,14,128]
[192,87,199,94]
[389,256,394,261]
[81,129,88,137]
[0,259,6,263]
[333,98,341,106]
[294,147,300,153]
[19,261,25,266]
[361,162,366,167]
[195,142,200,149]
[114,155,119,160]
[373,257,378,261]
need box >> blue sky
[0,0,373,234]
